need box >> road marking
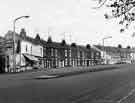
[117,88,135,103]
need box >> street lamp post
[131,33,135,64]
[102,36,112,64]
[13,16,30,72]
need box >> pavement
[33,64,124,79]
[2,64,126,79]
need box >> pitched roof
[94,45,131,53]
[4,31,42,46]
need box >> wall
[21,40,43,57]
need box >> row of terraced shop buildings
[0,28,134,73]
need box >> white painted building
[21,40,43,57]
[19,40,43,69]
[4,29,44,72]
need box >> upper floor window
[51,48,53,56]
[44,48,46,56]
[80,51,83,58]
[91,52,94,58]
[65,58,68,66]
[65,49,67,57]
[69,49,71,57]
[96,52,99,56]
[78,51,80,58]
[40,48,42,56]
[82,52,85,58]
[31,46,32,53]
[55,49,58,57]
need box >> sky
[0,0,135,47]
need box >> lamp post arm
[14,16,30,22]
[103,36,112,40]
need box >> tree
[94,0,135,32]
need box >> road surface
[0,64,135,103]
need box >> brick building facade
[0,29,102,72]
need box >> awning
[23,54,39,61]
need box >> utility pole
[131,33,135,64]
[102,36,112,64]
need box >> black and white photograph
[0,0,135,103]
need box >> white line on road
[117,88,135,103]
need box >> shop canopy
[23,54,39,61]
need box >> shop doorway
[0,56,5,73]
